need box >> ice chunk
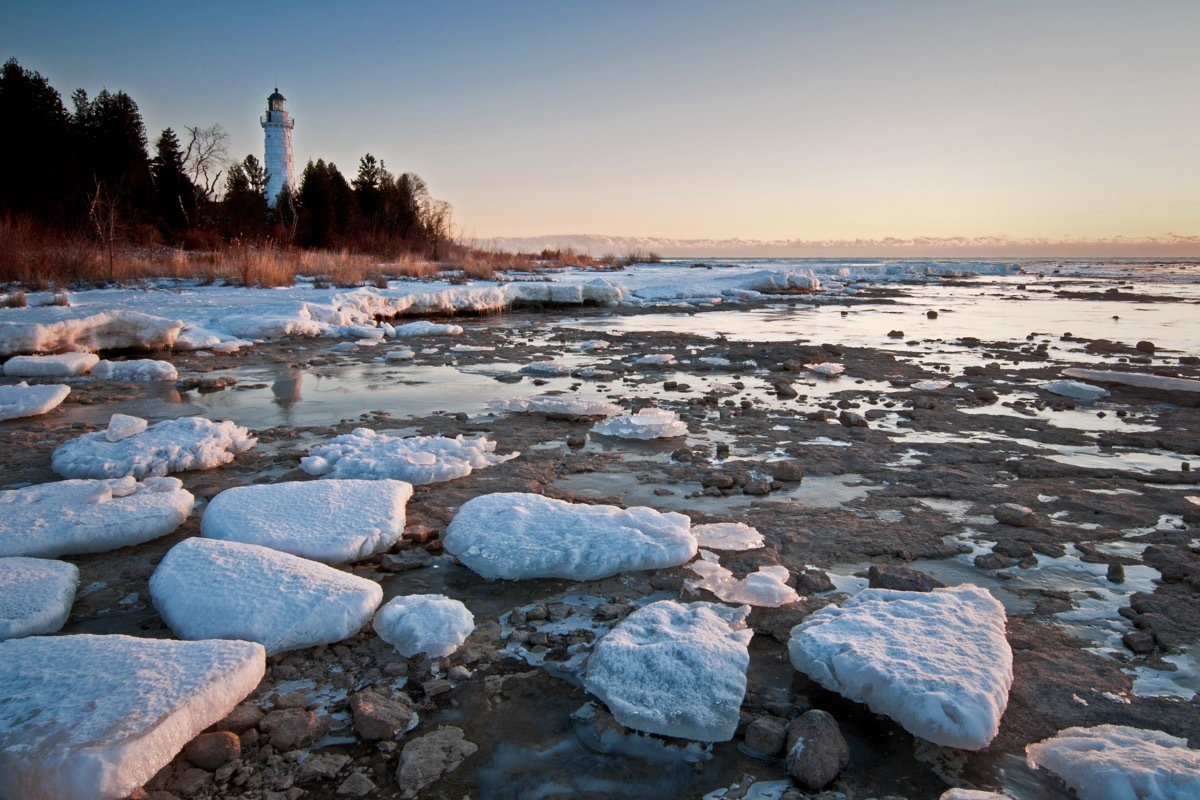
[591,408,688,440]
[0,477,193,558]
[635,353,675,365]
[912,379,953,391]
[390,321,464,337]
[0,634,264,800]
[52,416,256,479]
[373,594,475,658]
[1025,725,1200,800]
[487,394,621,417]
[518,360,571,376]
[687,554,800,607]
[0,310,182,357]
[1042,379,1109,402]
[1060,367,1200,394]
[3,352,98,377]
[741,269,820,293]
[803,362,845,377]
[0,381,70,421]
[201,479,413,564]
[939,791,1012,800]
[385,348,416,361]
[578,340,610,352]
[0,557,79,640]
[444,492,696,580]
[583,600,752,741]
[300,429,517,485]
[788,584,1012,750]
[693,522,764,551]
[90,359,178,382]
[105,413,148,442]
[149,537,383,655]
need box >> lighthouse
[261,88,295,208]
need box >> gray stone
[701,472,736,489]
[993,540,1034,559]
[743,479,773,495]
[396,726,478,799]
[867,565,946,592]
[259,708,329,750]
[349,690,416,741]
[743,716,787,756]
[994,503,1035,527]
[975,552,1019,571]
[298,751,351,781]
[337,772,377,796]
[795,568,835,594]
[774,382,799,399]
[214,704,264,734]
[380,550,432,572]
[168,767,212,797]
[183,731,240,771]
[785,710,849,790]
[1122,630,1155,654]
[838,410,868,428]
[772,461,805,482]
[1107,563,1126,583]
[1136,340,1156,354]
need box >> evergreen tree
[151,127,196,234]
[72,88,154,227]
[296,159,355,248]
[221,155,268,236]
[0,59,74,222]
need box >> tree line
[0,58,451,258]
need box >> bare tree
[183,123,230,201]
[88,179,122,280]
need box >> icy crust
[90,359,178,382]
[2,352,98,377]
[591,408,689,440]
[0,557,79,640]
[803,362,845,377]
[0,382,70,421]
[788,584,1012,751]
[444,493,697,581]
[1060,367,1200,394]
[300,429,518,485]
[687,552,800,608]
[583,600,752,742]
[391,320,464,337]
[52,417,257,479]
[1025,725,1200,800]
[487,395,621,417]
[0,477,193,558]
[149,537,383,655]
[0,310,182,358]
[373,594,475,658]
[692,522,764,551]
[201,479,413,564]
[0,634,265,800]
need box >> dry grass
[1,290,27,308]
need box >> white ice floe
[518,360,572,377]
[1061,368,1200,394]
[300,429,518,485]
[373,594,475,658]
[385,348,416,361]
[90,359,178,382]
[390,320,464,337]
[3,352,98,377]
[591,407,688,440]
[578,340,610,352]
[583,600,752,741]
[803,362,845,377]
[0,557,79,640]
[105,413,148,442]
[635,353,675,365]
[1025,725,1200,800]
[52,417,256,479]
[1042,379,1109,402]
[692,523,765,551]
[487,395,621,417]
[201,479,413,564]
[687,552,799,608]
[150,537,383,655]
[0,477,193,558]
[788,584,1012,750]
[0,634,264,800]
[741,269,821,293]
[0,381,70,421]
[451,344,494,352]
[444,492,696,580]
[0,310,182,358]
[939,791,1012,800]
[912,379,953,391]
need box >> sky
[4,1,1199,255]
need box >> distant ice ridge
[1026,725,1200,800]
[487,394,621,417]
[52,417,256,479]
[300,429,517,485]
[0,634,264,800]
[788,584,1012,751]
[584,600,752,741]
[0,310,182,357]
[373,594,475,658]
[0,381,70,421]
[0,557,79,640]
[444,492,697,580]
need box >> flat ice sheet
[3,353,98,377]
[0,557,79,640]
[150,537,383,655]
[201,479,413,564]
[52,417,256,479]
[1061,367,1200,394]
[687,552,799,607]
[788,584,1012,750]
[90,359,178,382]
[300,429,517,485]
[373,594,475,658]
[692,522,764,551]
[584,600,752,741]
[444,492,696,580]
[487,395,621,417]
[0,477,193,558]
[0,634,264,800]
[1026,725,1200,800]
[0,382,70,421]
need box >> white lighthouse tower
[261,88,295,208]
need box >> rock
[337,772,377,796]
[298,751,352,781]
[259,708,329,750]
[772,461,805,482]
[887,330,904,339]
[183,731,240,770]
[838,410,868,428]
[168,767,211,796]
[1122,630,1155,654]
[927,310,938,319]
[821,343,844,356]
[994,503,1035,527]
[1136,340,1156,354]
[744,716,787,756]
[214,704,264,734]
[349,690,416,741]
[993,541,1034,559]
[701,472,736,489]
[975,552,1019,571]
[380,550,431,572]
[972,387,999,404]
[566,434,587,448]
[774,382,799,399]
[785,710,849,790]
[964,365,988,377]
[867,565,946,592]
[743,479,773,496]
[396,726,477,799]
[794,568,835,594]
[1107,563,1126,583]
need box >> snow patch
[373,594,475,658]
[0,557,79,640]
[300,429,517,485]
[52,417,257,479]
[1026,725,1200,800]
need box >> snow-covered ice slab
[0,310,183,358]
[487,395,621,417]
[804,362,845,377]
[90,359,178,382]
[693,522,764,551]
[0,634,264,800]
[591,408,688,440]
[0,557,78,640]
[687,552,799,607]
[52,417,256,479]
[0,477,193,558]
[105,413,148,442]
[201,479,413,564]
[912,379,953,391]
[1061,367,1200,394]
[518,360,571,377]
[149,537,383,655]
[1026,725,1200,800]
[0,381,70,421]
[1042,379,1108,402]
[3,352,98,377]
[788,584,1012,750]
[300,429,517,485]
[390,320,463,337]
[373,594,475,658]
[584,600,752,741]
[445,492,697,581]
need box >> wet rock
[595,603,632,621]
[350,690,416,741]
[927,310,938,319]
[774,382,799,399]
[975,553,1019,571]
[772,461,805,482]
[867,565,946,592]
[380,550,431,572]
[298,752,351,781]
[169,767,211,796]
[838,410,868,428]
[259,708,329,750]
[1107,563,1126,583]
[993,541,1034,559]
[1135,340,1156,354]
[396,726,477,799]
[183,731,240,771]
[566,434,587,448]
[337,772,377,796]
[702,472,736,489]
[214,704,264,734]
[271,692,309,711]
[785,710,849,790]
[1122,630,1155,654]
[972,387,999,404]
[744,715,787,756]
[821,343,844,356]
[964,365,988,377]
[743,479,773,496]
[887,330,904,339]
[795,568,835,594]
[994,503,1035,527]
[808,410,836,423]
